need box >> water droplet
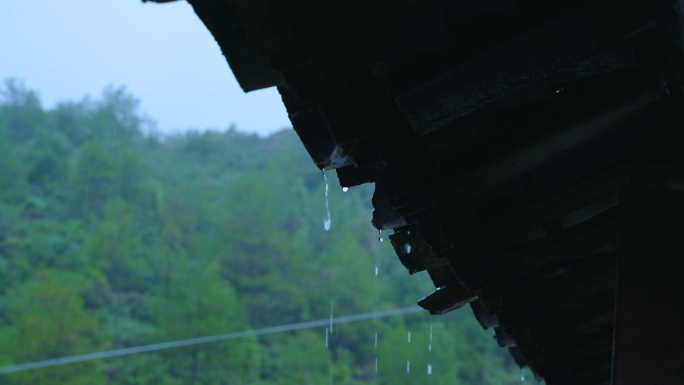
[404,243,411,254]
[375,333,378,347]
[429,344,432,352]
[407,230,410,234]
[407,361,410,373]
[375,357,378,373]
[407,332,411,343]
[430,325,433,342]
[375,266,378,276]
[378,229,383,242]
[342,187,348,192]
[427,364,432,375]
[521,375,525,381]
[325,328,329,347]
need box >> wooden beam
[656,0,684,111]
[396,0,653,134]
[611,189,684,385]
[449,89,659,204]
[188,0,282,92]
[485,162,629,239]
[552,44,638,83]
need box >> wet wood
[450,89,659,204]
[396,0,653,134]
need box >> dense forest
[0,79,540,385]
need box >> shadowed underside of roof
[157,0,684,383]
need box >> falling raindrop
[430,325,433,342]
[407,332,411,343]
[375,266,378,276]
[407,361,410,373]
[429,344,432,352]
[404,243,411,254]
[325,328,329,347]
[342,187,348,192]
[427,364,432,375]
[521,375,525,381]
[378,229,383,242]
[322,170,331,231]
[375,357,378,373]
[330,302,334,332]
[375,333,378,347]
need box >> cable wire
[0,306,424,374]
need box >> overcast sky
[0,0,291,136]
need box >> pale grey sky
[0,0,291,136]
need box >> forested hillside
[0,79,539,384]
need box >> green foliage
[0,80,542,384]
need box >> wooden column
[612,189,684,384]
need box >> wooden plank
[485,162,629,239]
[611,189,684,385]
[656,0,684,111]
[450,89,659,204]
[552,44,638,83]
[396,0,654,134]
[188,0,282,91]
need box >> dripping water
[322,170,331,231]
[325,328,329,347]
[342,187,348,192]
[407,361,410,373]
[407,332,411,343]
[378,229,383,242]
[427,364,432,375]
[405,243,411,254]
[375,266,378,276]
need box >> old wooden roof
[163,0,684,383]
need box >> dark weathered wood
[612,189,684,385]
[485,163,629,239]
[576,357,614,381]
[450,89,659,204]
[552,44,638,83]
[564,333,614,361]
[336,165,374,188]
[656,0,684,111]
[371,188,407,230]
[396,0,653,134]
[188,0,282,91]
[417,281,478,315]
[551,309,614,341]
[469,300,499,329]
[389,226,447,274]
[279,87,350,169]
[534,269,616,315]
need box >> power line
[0,306,424,375]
